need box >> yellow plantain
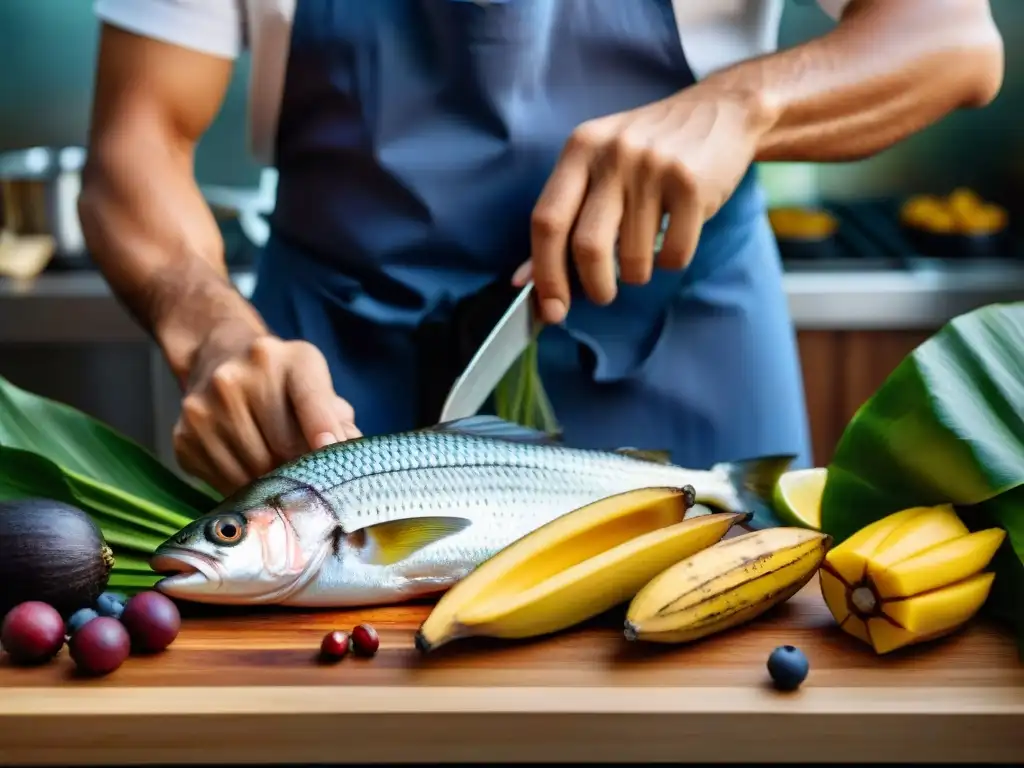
[625,527,832,644]
[415,485,749,652]
[453,510,750,640]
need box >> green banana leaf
[0,374,221,593]
[493,324,562,436]
[0,374,220,517]
[819,301,1024,652]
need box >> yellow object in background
[900,188,1008,235]
[820,504,1005,655]
[767,207,839,239]
[0,231,56,280]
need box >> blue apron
[252,0,813,470]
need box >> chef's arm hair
[703,0,1004,162]
[79,24,270,388]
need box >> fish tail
[712,454,796,530]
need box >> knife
[439,281,539,422]
[439,217,671,423]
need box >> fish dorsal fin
[350,516,472,566]
[430,415,559,445]
[616,447,673,464]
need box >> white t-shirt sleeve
[816,0,853,19]
[93,0,245,60]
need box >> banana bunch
[415,485,750,652]
[819,503,1005,655]
[624,527,832,644]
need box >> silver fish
[151,416,794,608]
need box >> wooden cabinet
[797,330,934,467]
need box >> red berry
[1,601,65,665]
[120,591,180,653]
[350,623,379,656]
[69,617,130,676]
[320,630,350,661]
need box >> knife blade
[439,281,538,422]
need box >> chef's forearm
[78,141,267,385]
[79,23,267,387]
[700,0,1004,162]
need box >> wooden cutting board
[0,576,1021,765]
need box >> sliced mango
[881,572,995,635]
[819,568,850,625]
[820,504,1004,656]
[871,528,1005,599]
[866,504,968,573]
[824,506,927,585]
[840,615,872,646]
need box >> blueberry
[96,592,127,619]
[66,607,99,635]
[767,645,809,691]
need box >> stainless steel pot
[0,146,86,257]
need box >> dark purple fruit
[350,623,379,657]
[95,591,127,619]
[69,617,130,676]
[66,607,100,635]
[1,601,65,665]
[0,499,114,619]
[320,630,350,661]
[120,591,180,653]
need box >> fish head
[151,476,337,604]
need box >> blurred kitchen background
[1,0,1022,472]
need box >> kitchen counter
[2,259,1024,343]
[0,576,1020,765]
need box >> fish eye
[205,514,246,547]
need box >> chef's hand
[513,86,773,323]
[172,331,361,495]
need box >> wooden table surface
[0,575,1021,765]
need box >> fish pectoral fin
[615,447,673,464]
[430,415,559,445]
[353,516,472,566]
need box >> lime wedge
[772,467,828,531]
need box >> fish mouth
[150,548,222,592]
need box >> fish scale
[271,430,648,495]
[327,465,627,526]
